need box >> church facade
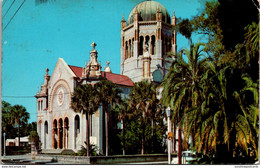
[36,0,176,154]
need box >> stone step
[41,149,75,155]
[41,149,63,154]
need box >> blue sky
[2,0,204,123]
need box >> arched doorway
[52,120,58,149]
[58,118,63,149]
[44,121,48,149]
[74,115,80,149]
[64,117,69,149]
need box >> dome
[127,0,171,25]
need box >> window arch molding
[49,79,71,112]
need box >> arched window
[44,121,48,134]
[129,39,131,58]
[44,121,48,149]
[74,115,80,149]
[151,35,156,55]
[125,41,128,59]
[139,36,144,55]
[145,36,150,46]
[132,38,134,57]
[75,115,80,134]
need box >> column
[149,36,152,55]
[58,127,61,149]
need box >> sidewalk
[1,154,53,165]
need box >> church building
[36,0,176,154]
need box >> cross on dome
[91,42,97,50]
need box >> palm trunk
[18,122,20,146]
[141,130,144,155]
[173,121,176,153]
[151,119,154,153]
[141,111,145,155]
[122,120,125,155]
[178,126,182,164]
[86,113,90,157]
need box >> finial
[104,61,112,73]
[173,10,175,17]
[37,85,39,94]
[45,68,49,74]
[91,42,97,50]
[122,14,126,22]
[157,8,161,12]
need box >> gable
[69,65,134,87]
[48,58,76,92]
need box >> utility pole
[166,107,171,164]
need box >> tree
[2,101,13,135]
[95,80,122,156]
[196,60,259,162]
[29,131,41,151]
[162,42,207,150]
[112,99,131,155]
[10,105,29,146]
[129,80,160,155]
[233,74,259,158]
[217,0,258,50]
[170,0,259,163]
[71,84,99,157]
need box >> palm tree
[195,58,259,162]
[95,80,122,156]
[2,101,12,134]
[244,22,259,56]
[162,43,207,145]
[71,84,99,157]
[129,80,159,155]
[232,74,259,158]
[112,99,132,155]
[10,105,29,146]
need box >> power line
[3,0,15,19]
[3,95,35,98]
[3,0,26,32]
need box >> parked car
[171,151,197,164]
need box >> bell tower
[120,1,176,83]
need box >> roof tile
[68,65,134,87]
